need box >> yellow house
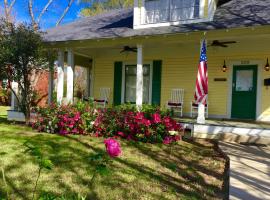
[45,0,270,123]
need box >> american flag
[194,40,208,105]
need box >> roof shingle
[44,0,270,42]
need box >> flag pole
[196,39,208,124]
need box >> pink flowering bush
[92,105,183,144]
[32,103,183,144]
[32,102,95,135]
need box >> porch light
[265,58,270,71]
[222,60,227,72]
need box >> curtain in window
[125,65,150,104]
[145,0,200,24]
[145,0,169,24]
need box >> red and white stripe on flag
[194,40,208,105]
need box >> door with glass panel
[231,65,257,120]
[125,65,151,104]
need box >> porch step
[193,132,270,145]
[181,122,270,145]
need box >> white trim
[134,0,216,29]
[91,59,95,98]
[67,49,74,103]
[122,61,153,105]
[57,50,64,104]
[134,18,210,29]
[208,0,217,20]
[199,0,206,18]
[227,60,263,120]
[133,0,140,28]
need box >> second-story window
[145,0,200,24]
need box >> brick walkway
[219,142,270,200]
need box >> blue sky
[0,0,89,29]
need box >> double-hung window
[124,64,151,104]
[145,0,200,24]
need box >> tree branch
[3,0,16,21]
[28,0,36,26]
[37,0,54,24]
[8,0,16,14]
[4,0,9,18]
[56,0,75,26]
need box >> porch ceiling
[72,35,270,58]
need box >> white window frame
[134,0,216,29]
[121,62,153,104]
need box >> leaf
[40,159,53,170]
[23,141,42,157]
[89,152,104,162]
[96,164,111,176]
[166,163,177,172]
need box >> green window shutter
[152,60,162,106]
[113,61,122,106]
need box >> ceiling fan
[120,46,137,53]
[209,40,237,48]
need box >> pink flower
[135,112,144,120]
[117,132,125,137]
[74,112,81,121]
[174,135,181,141]
[163,136,173,145]
[142,119,151,126]
[60,129,68,135]
[152,113,161,123]
[104,138,122,157]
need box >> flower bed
[32,103,183,144]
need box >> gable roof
[44,0,270,42]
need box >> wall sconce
[265,58,270,71]
[222,60,227,72]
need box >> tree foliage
[0,20,55,123]
[80,0,133,17]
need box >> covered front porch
[51,26,270,123]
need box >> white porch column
[57,50,64,104]
[197,103,205,124]
[86,65,92,98]
[48,63,55,104]
[136,44,143,107]
[66,49,74,103]
[11,81,18,110]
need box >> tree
[28,0,75,29]
[0,20,54,123]
[80,0,133,17]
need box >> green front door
[231,65,257,120]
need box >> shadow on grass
[0,129,225,200]
[67,136,225,200]
[0,114,9,124]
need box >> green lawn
[0,106,226,200]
